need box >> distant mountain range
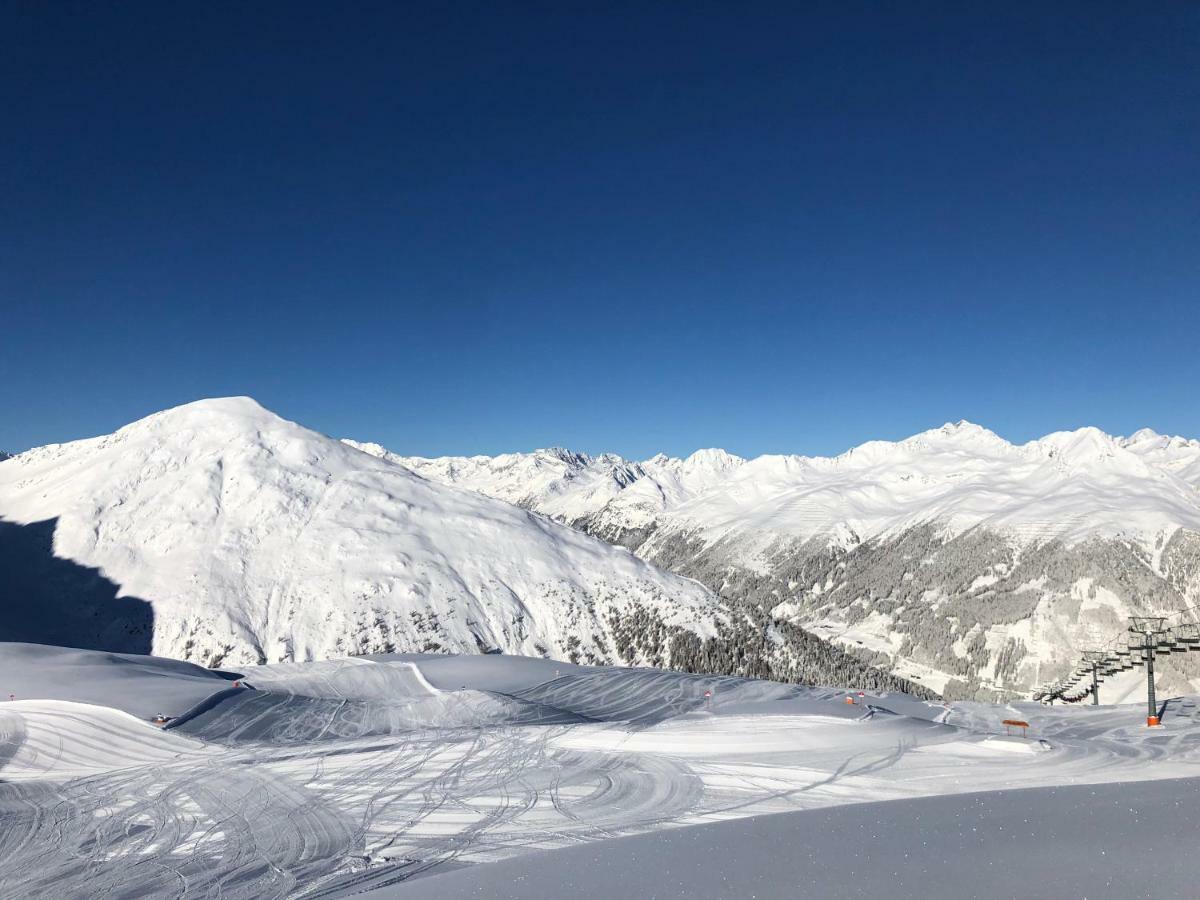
[0,399,920,696]
[347,422,1200,699]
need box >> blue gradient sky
[3,3,1198,459]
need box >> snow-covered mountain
[0,399,928,695]
[349,423,1200,699]
[0,398,728,668]
[356,423,1200,548]
[341,442,749,550]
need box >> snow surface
[5,643,1200,897]
[359,419,1200,548]
[0,642,235,719]
[0,398,720,666]
[380,777,1200,900]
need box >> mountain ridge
[348,421,1200,699]
[0,398,930,698]
[345,422,1200,549]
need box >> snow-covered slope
[9,645,1200,898]
[0,398,723,667]
[350,422,1200,699]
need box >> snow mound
[0,643,235,720]
[235,657,441,701]
[0,699,214,780]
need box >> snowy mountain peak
[942,419,987,434]
[1029,426,1129,470]
[131,395,273,429]
[940,420,1003,441]
[1,400,721,666]
[533,447,595,468]
[343,439,392,460]
[900,421,1012,455]
[681,448,746,472]
[1125,427,1164,444]
[1120,428,1200,456]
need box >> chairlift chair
[1175,624,1200,645]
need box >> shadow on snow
[0,517,154,655]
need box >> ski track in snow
[3,656,1200,898]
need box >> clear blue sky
[3,3,1197,459]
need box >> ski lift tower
[1082,651,1107,706]
[1129,616,1167,726]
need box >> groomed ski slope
[2,644,1200,898]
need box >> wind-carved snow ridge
[0,397,724,669]
[352,422,1200,701]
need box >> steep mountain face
[354,423,1200,699]
[0,400,928,696]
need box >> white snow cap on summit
[1125,427,1164,444]
[682,448,745,469]
[936,419,994,435]
[135,395,271,426]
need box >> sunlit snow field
[2,644,1199,898]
